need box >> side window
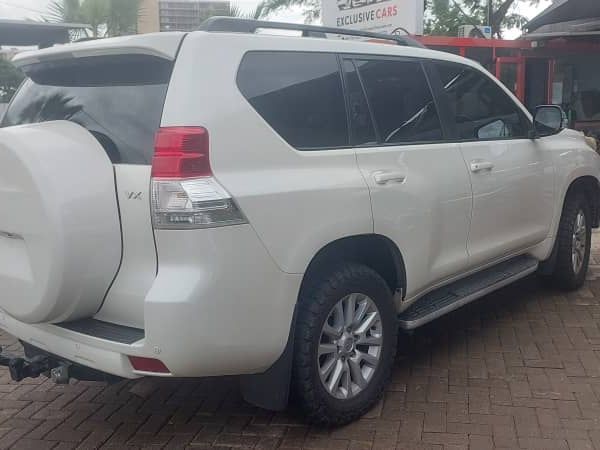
[237,51,348,150]
[354,58,443,145]
[434,62,531,140]
[342,59,376,146]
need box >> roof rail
[197,17,425,48]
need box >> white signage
[322,0,424,36]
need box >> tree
[45,0,141,38]
[426,0,541,38]
[261,0,319,22]
[0,59,24,103]
[228,2,266,20]
[79,0,108,37]
[46,0,82,22]
[106,0,142,36]
[424,0,464,36]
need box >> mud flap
[240,306,297,411]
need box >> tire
[551,191,592,290]
[292,263,397,426]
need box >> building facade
[138,0,230,33]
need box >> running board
[398,255,538,330]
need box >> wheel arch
[240,234,406,412]
[540,174,600,275]
[299,234,407,304]
[565,176,600,228]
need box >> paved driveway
[3,235,600,449]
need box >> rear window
[2,55,173,164]
[237,51,348,150]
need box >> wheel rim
[318,293,383,400]
[572,209,587,275]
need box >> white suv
[1,18,599,425]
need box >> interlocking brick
[422,408,445,433]
[517,437,568,449]
[9,438,55,449]
[567,439,594,450]
[447,422,492,436]
[536,408,560,428]
[43,425,88,443]
[421,432,468,446]
[491,424,517,448]
[468,434,493,449]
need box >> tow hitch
[0,346,60,382]
[1,343,120,384]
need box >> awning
[526,0,600,32]
[524,17,600,39]
[0,19,90,47]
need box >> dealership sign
[322,0,424,35]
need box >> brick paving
[3,236,600,449]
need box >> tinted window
[342,59,376,146]
[2,55,172,164]
[434,62,531,140]
[355,58,443,144]
[237,52,348,150]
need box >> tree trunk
[492,0,516,37]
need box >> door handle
[373,171,406,185]
[470,160,494,173]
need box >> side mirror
[531,105,565,138]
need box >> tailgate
[3,33,186,328]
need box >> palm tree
[106,0,142,36]
[228,2,266,20]
[45,0,89,39]
[79,0,108,37]
[45,0,141,38]
[46,0,82,23]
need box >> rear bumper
[0,311,140,379]
[0,225,303,379]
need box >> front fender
[549,129,600,239]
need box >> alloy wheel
[572,209,587,275]
[317,293,383,399]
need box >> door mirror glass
[533,105,565,137]
[476,119,509,139]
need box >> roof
[524,17,600,40]
[0,19,90,47]
[526,0,600,32]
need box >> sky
[0,0,552,36]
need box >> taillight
[150,127,247,229]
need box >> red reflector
[128,356,170,373]
[152,127,210,178]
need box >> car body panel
[355,142,472,301]
[459,138,555,266]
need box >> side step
[398,255,538,330]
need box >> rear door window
[237,51,348,150]
[354,58,444,145]
[342,59,377,146]
[2,55,173,164]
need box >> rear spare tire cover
[0,121,122,324]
